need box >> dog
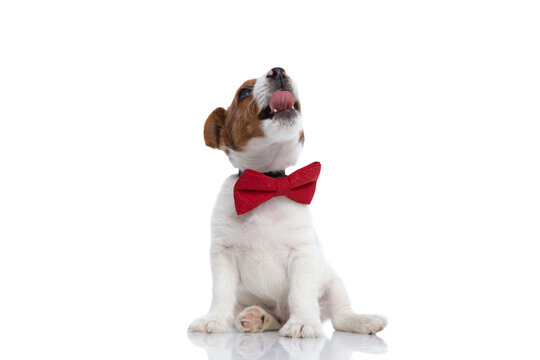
[188,67,387,338]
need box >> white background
[1,1,539,359]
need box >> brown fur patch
[203,107,227,149]
[204,79,264,151]
[224,79,264,150]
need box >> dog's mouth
[259,90,300,121]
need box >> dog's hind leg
[235,306,282,333]
[323,270,387,335]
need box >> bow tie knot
[233,162,321,215]
[275,177,291,197]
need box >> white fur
[228,136,303,172]
[189,70,387,338]
[259,111,304,143]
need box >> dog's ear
[204,107,227,149]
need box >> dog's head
[204,67,304,172]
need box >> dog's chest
[210,175,317,300]
[212,176,314,247]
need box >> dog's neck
[228,137,303,173]
[238,169,286,178]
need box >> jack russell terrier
[188,67,387,338]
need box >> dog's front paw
[188,315,232,333]
[279,319,324,338]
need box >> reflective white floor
[188,331,387,360]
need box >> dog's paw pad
[236,306,267,333]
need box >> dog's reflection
[188,331,387,360]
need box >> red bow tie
[233,162,321,215]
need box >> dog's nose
[267,67,286,79]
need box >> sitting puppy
[188,67,387,338]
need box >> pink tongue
[269,91,295,112]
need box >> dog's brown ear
[204,107,227,149]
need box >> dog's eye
[238,88,252,101]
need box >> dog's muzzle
[258,67,300,121]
